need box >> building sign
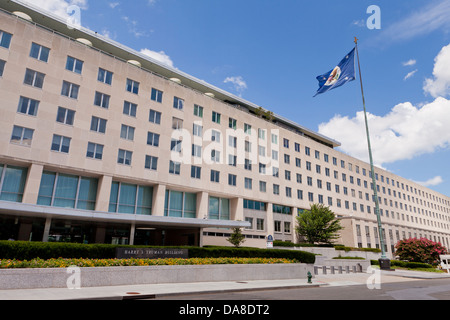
[116,248,189,259]
[267,235,274,249]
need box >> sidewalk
[1,269,449,300]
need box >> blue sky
[30,0,450,196]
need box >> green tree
[227,228,246,248]
[296,204,343,245]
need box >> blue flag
[314,48,356,97]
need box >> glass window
[117,149,132,165]
[17,96,39,116]
[0,165,28,203]
[108,181,152,215]
[11,126,34,146]
[151,88,163,103]
[123,101,137,117]
[90,116,107,133]
[145,155,158,171]
[97,68,113,85]
[61,81,79,99]
[24,69,45,88]
[194,104,203,118]
[191,166,201,179]
[173,97,184,110]
[207,197,230,220]
[165,190,196,218]
[212,111,221,124]
[30,43,50,62]
[120,124,135,141]
[149,109,161,124]
[0,30,12,49]
[94,92,110,109]
[37,171,98,210]
[51,135,71,153]
[86,142,104,160]
[147,132,160,147]
[66,56,83,74]
[169,161,180,175]
[56,107,75,125]
[0,59,5,76]
[126,78,139,94]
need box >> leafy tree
[395,238,448,266]
[227,228,246,248]
[296,204,343,245]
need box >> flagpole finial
[354,37,359,45]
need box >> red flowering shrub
[395,238,448,266]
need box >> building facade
[0,1,449,257]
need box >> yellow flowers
[0,257,296,269]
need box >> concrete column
[22,163,44,205]
[129,223,135,245]
[266,202,274,238]
[152,184,166,216]
[42,217,52,242]
[196,191,209,219]
[95,175,112,212]
[292,207,299,243]
[230,197,243,222]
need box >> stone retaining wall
[0,263,313,290]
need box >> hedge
[371,259,433,269]
[0,241,316,264]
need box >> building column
[196,191,209,219]
[22,163,44,205]
[129,223,136,245]
[95,175,112,212]
[152,184,166,216]
[42,217,52,242]
[292,207,299,244]
[266,202,274,239]
[231,197,243,222]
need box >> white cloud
[403,59,417,67]
[378,0,450,43]
[404,69,418,81]
[109,2,119,9]
[413,176,444,187]
[424,43,450,98]
[140,49,174,68]
[318,97,450,167]
[20,0,88,19]
[224,76,247,95]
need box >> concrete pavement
[1,269,449,300]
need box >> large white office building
[0,1,449,257]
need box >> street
[152,278,450,300]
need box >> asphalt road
[153,278,450,300]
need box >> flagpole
[354,37,390,269]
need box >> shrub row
[371,259,433,269]
[0,241,316,264]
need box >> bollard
[352,266,357,273]
[338,266,343,274]
[314,266,318,275]
[322,266,327,275]
[331,266,335,274]
[345,266,350,273]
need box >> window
[192,144,202,158]
[208,197,230,220]
[245,178,252,190]
[210,170,220,183]
[173,97,184,110]
[120,124,135,141]
[194,104,203,118]
[118,149,132,165]
[149,109,161,124]
[171,139,182,153]
[172,117,183,130]
[0,59,4,76]
[211,150,220,163]
[24,69,45,88]
[212,111,221,124]
[61,81,79,99]
[147,132,160,147]
[126,78,139,94]
[0,30,12,49]
[244,123,252,135]
[259,181,267,192]
[66,56,83,74]
[123,101,137,117]
[18,96,39,116]
[211,130,221,142]
[51,135,71,153]
[90,116,107,133]
[305,146,311,156]
[169,161,181,175]
[191,166,201,179]
[94,92,110,109]
[11,126,34,146]
[193,123,203,137]
[108,182,153,215]
[56,107,75,125]
[98,68,113,85]
[295,143,300,152]
[228,174,237,186]
[145,155,158,171]
[283,138,289,148]
[229,118,237,130]
[151,88,163,102]
[86,142,103,160]
[0,164,28,203]
[273,184,280,195]
[165,190,197,218]
[286,187,292,198]
[30,43,50,62]
[256,218,264,231]
[258,128,266,140]
[37,172,98,210]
